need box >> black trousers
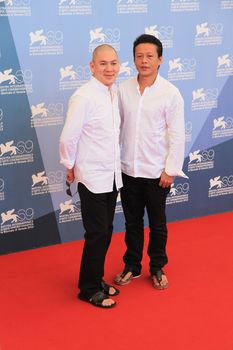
[121,173,170,275]
[78,182,118,299]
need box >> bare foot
[114,271,135,285]
[101,298,115,307]
[151,271,168,290]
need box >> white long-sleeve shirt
[119,74,186,179]
[60,77,122,194]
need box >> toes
[108,287,117,296]
[152,274,168,289]
[121,271,132,283]
[102,298,115,307]
[161,275,168,287]
[114,271,133,285]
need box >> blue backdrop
[0,0,233,254]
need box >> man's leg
[144,178,170,285]
[101,183,120,295]
[105,182,118,253]
[121,173,145,275]
[78,183,116,300]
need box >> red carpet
[0,212,233,350]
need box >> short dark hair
[133,34,163,58]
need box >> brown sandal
[151,269,168,290]
[114,269,141,286]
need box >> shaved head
[92,44,118,62]
[89,44,120,87]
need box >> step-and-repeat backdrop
[0,0,233,254]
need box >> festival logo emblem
[213,116,226,130]
[31,102,64,127]
[168,57,196,81]
[0,68,33,95]
[59,0,92,16]
[59,199,82,223]
[218,54,230,68]
[208,175,233,197]
[212,116,233,138]
[0,139,34,166]
[117,61,136,84]
[90,27,107,43]
[195,22,223,46]
[29,29,63,56]
[145,25,160,37]
[116,0,148,14]
[89,27,120,52]
[29,29,47,45]
[31,103,48,118]
[31,170,64,195]
[1,209,19,225]
[196,23,210,37]
[144,24,173,48]
[192,88,206,101]
[216,54,233,77]
[0,207,34,234]
[32,171,48,186]
[191,88,218,110]
[59,65,91,91]
[60,65,77,81]
[0,69,16,84]
[0,140,18,156]
[0,0,31,16]
[209,176,223,190]
[166,182,189,204]
[169,58,183,72]
[188,149,215,172]
[119,62,132,76]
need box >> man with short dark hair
[60,44,122,308]
[114,34,186,289]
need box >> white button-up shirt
[119,74,186,179]
[60,77,122,194]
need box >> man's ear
[89,61,94,74]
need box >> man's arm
[164,89,187,181]
[59,94,89,180]
[118,86,124,148]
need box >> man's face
[90,49,120,87]
[134,43,163,78]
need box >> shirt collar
[91,76,117,93]
[135,73,161,93]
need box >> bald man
[60,45,122,308]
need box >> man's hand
[159,171,174,188]
[66,168,74,184]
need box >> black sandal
[78,291,116,308]
[101,280,120,296]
